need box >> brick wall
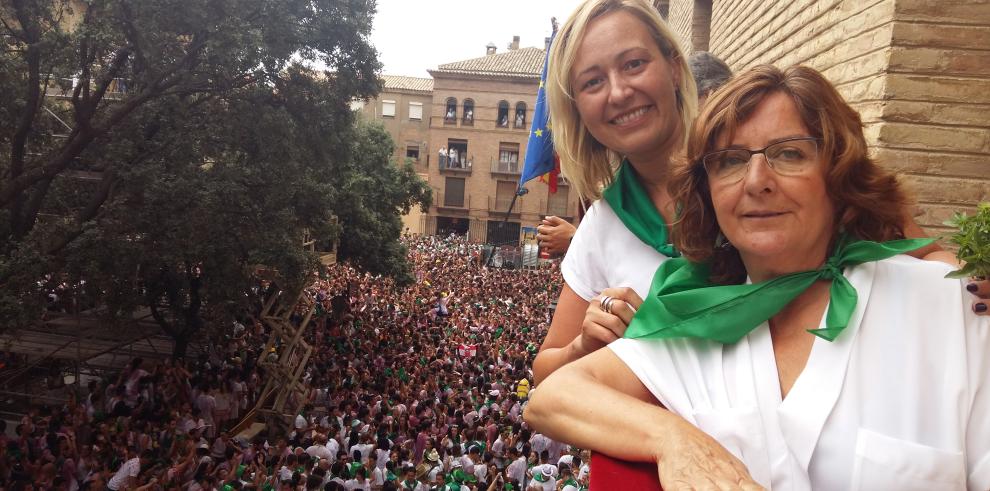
[878,0,990,233]
[666,0,990,234]
[358,89,433,234]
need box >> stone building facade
[354,75,434,234]
[662,0,990,234]
[423,41,578,244]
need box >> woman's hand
[968,277,989,315]
[536,216,576,257]
[656,418,764,491]
[572,287,643,357]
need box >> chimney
[510,35,520,50]
[486,42,497,55]
[545,36,551,51]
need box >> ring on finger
[600,295,614,315]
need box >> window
[514,102,527,128]
[406,145,420,162]
[548,185,570,217]
[446,138,469,169]
[409,102,423,120]
[444,177,465,207]
[382,100,396,117]
[462,99,475,125]
[497,101,509,127]
[498,142,520,172]
[445,97,457,124]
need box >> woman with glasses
[531,0,978,388]
[525,64,990,489]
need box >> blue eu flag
[519,31,557,189]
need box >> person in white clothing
[532,0,971,388]
[526,65,990,490]
[107,450,152,491]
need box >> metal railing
[489,195,521,214]
[540,199,572,218]
[436,192,471,210]
[438,157,473,173]
[490,156,520,174]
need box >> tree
[0,0,429,356]
[332,119,432,286]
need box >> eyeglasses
[701,137,822,184]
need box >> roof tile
[430,47,544,79]
[380,75,434,93]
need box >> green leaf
[945,262,978,279]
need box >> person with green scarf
[525,65,990,490]
[532,0,964,387]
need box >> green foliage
[331,120,432,286]
[944,202,990,279]
[0,0,429,347]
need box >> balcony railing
[439,158,472,174]
[542,199,572,219]
[436,192,471,211]
[490,156,520,175]
[489,196,522,216]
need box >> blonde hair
[546,0,698,201]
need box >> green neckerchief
[601,160,680,258]
[625,236,934,343]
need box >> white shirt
[609,257,990,490]
[370,467,384,486]
[561,199,670,301]
[305,444,334,461]
[108,457,141,491]
[506,457,527,487]
[344,478,370,491]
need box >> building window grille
[497,101,510,128]
[445,97,458,124]
[463,99,475,125]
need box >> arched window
[445,98,457,124]
[497,101,509,128]
[514,102,527,128]
[462,99,475,126]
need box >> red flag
[538,155,561,194]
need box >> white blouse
[609,256,990,490]
[561,199,671,301]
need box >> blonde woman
[533,0,979,385]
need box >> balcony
[439,158,472,175]
[490,157,521,177]
[436,192,471,214]
[489,196,522,218]
[542,199,574,221]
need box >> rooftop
[430,47,544,79]
[381,74,434,93]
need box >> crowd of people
[2,235,590,491]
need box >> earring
[715,231,733,250]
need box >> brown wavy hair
[669,64,908,284]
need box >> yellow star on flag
[534,128,543,137]
[539,80,544,89]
